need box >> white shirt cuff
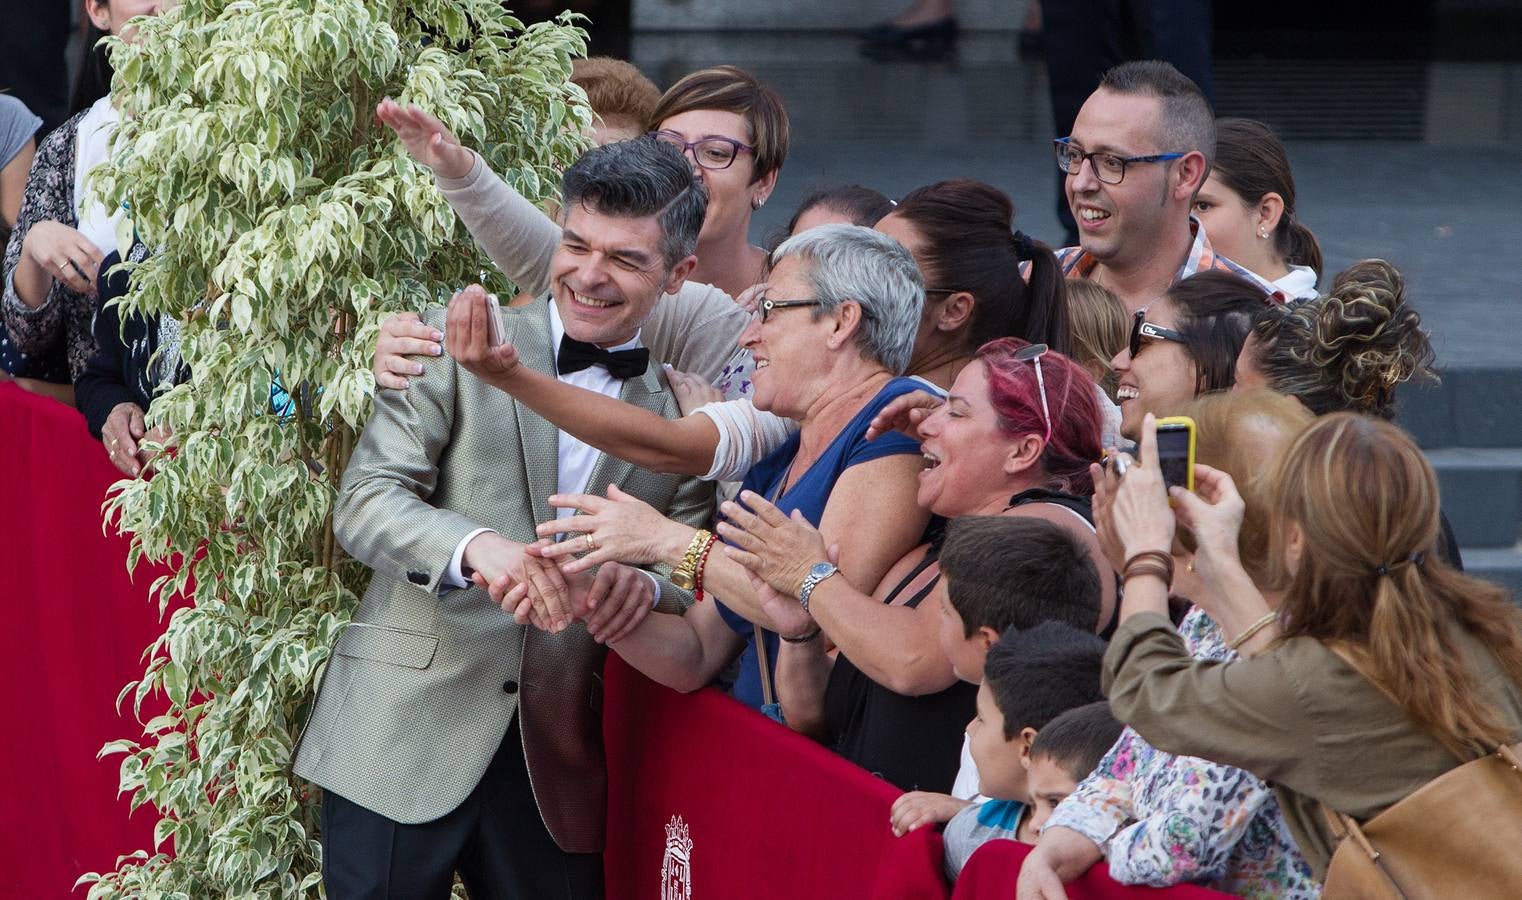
[641,569,662,607]
[445,527,495,590]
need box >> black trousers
[1043,0,1216,246]
[321,717,603,900]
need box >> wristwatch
[797,561,838,612]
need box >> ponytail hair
[1214,118,1322,282]
[1283,217,1323,277]
[1271,414,1522,757]
[1016,231,1072,357]
[892,179,1072,357]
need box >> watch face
[810,562,837,578]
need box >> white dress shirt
[445,302,660,602]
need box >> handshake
[461,530,654,646]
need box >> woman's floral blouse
[1045,606,1320,899]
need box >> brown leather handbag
[1320,741,1522,898]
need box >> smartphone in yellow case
[1153,415,1196,493]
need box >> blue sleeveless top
[715,376,930,709]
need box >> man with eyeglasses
[1053,60,1276,313]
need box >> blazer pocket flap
[333,623,439,669]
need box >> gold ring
[586,534,597,552]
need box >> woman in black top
[722,339,1113,792]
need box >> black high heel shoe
[859,16,959,60]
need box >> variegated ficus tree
[78,2,589,895]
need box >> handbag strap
[754,623,776,708]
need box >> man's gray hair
[771,224,924,374]
[560,138,708,267]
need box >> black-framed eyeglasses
[1128,307,1186,358]
[759,297,823,323]
[1054,137,1185,185]
[649,130,756,171]
[1014,342,1053,444]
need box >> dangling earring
[1258,228,1269,239]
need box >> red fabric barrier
[953,839,1233,899]
[602,653,950,899]
[1,384,166,899]
[5,380,1245,900]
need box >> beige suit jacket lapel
[510,304,560,529]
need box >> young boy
[941,622,1108,880]
[1022,701,1124,837]
[891,516,1101,837]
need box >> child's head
[1063,278,1129,402]
[1023,701,1124,836]
[967,622,1108,801]
[937,516,1101,683]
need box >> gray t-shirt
[942,798,1028,881]
[0,94,41,168]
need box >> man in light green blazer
[294,138,714,899]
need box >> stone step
[1459,547,1522,600]
[1399,369,1522,450]
[1428,448,1522,549]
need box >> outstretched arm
[445,285,724,476]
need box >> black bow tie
[556,334,650,379]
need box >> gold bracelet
[670,528,713,591]
[1227,612,1279,650]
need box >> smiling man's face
[550,203,677,348]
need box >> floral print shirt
[2,108,95,382]
[1046,607,1320,899]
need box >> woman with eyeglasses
[1110,270,1265,441]
[714,338,1115,795]
[645,65,783,301]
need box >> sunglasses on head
[1014,342,1053,444]
[1129,308,1186,358]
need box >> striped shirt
[1055,217,1283,301]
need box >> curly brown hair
[1249,259,1436,418]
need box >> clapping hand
[717,490,829,599]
